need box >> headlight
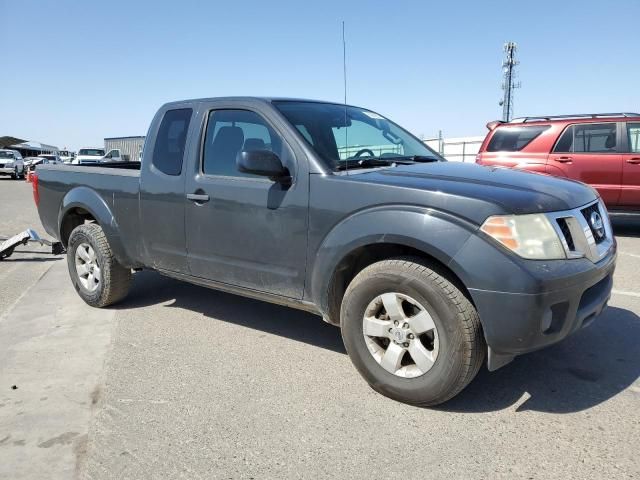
[480,213,565,260]
[5,161,14,167]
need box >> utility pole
[500,42,521,122]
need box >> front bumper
[468,248,615,370]
[0,166,15,175]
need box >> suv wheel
[67,223,132,307]
[340,257,484,406]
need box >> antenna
[342,20,349,174]
[500,42,521,122]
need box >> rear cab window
[152,108,193,175]
[487,126,549,152]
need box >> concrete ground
[0,177,638,479]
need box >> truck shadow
[119,270,346,354]
[119,271,639,414]
[437,305,640,413]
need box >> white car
[73,148,105,165]
[38,154,62,164]
[58,150,74,163]
[0,149,26,179]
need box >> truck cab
[73,147,105,164]
[102,149,128,162]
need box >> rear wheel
[67,223,132,307]
[340,257,484,406]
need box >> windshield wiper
[380,155,440,163]
[335,158,398,171]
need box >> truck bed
[35,164,142,262]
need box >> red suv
[476,113,640,212]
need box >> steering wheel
[353,148,375,158]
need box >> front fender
[58,187,131,266]
[307,205,478,314]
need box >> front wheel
[340,257,485,406]
[67,223,132,307]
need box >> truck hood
[347,161,598,216]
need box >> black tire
[11,168,18,180]
[340,257,484,406]
[67,223,132,307]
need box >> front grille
[556,218,575,250]
[581,203,606,244]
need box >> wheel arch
[307,207,477,325]
[58,187,131,266]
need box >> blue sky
[1,0,638,151]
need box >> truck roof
[161,96,359,109]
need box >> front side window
[486,126,549,152]
[554,123,617,153]
[202,109,285,177]
[152,108,192,176]
[274,101,441,170]
[627,123,640,153]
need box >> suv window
[202,109,284,177]
[628,123,640,153]
[152,108,192,176]
[554,123,617,153]
[486,126,549,152]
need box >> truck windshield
[274,101,442,170]
[79,149,104,156]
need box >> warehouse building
[104,136,145,162]
[0,136,59,157]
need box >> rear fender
[58,187,131,266]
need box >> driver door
[184,105,309,299]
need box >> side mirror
[237,149,290,182]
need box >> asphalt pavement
[0,177,638,479]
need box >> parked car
[58,150,75,163]
[24,154,61,171]
[73,148,105,164]
[28,157,59,171]
[34,97,615,406]
[476,113,640,212]
[101,149,129,162]
[38,154,62,164]
[0,149,25,179]
[23,156,42,167]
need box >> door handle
[554,156,573,163]
[186,193,210,202]
[626,158,640,164]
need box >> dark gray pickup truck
[35,98,616,405]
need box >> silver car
[0,149,25,179]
